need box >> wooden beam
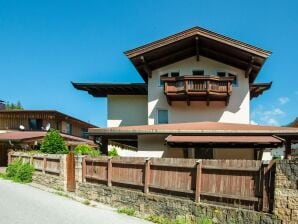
[140,56,152,78]
[144,46,194,68]
[245,56,255,78]
[195,36,200,61]
[201,47,261,71]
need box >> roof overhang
[250,82,272,99]
[165,135,283,148]
[88,122,298,139]
[72,82,147,97]
[0,131,95,146]
[124,27,271,83]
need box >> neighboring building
[0,110,98,166]
[73,26,298,159]
[0,110,97,138]
[0,100,5,111]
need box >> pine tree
[40,129,68,154]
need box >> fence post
[29,156,33,165]
[43,156,47,174]
[7,152,11,164]
[195,159,202,202]
[82,156,86,182]
[66,152,76,192]
[262,160,269,212]
[107,157,112,187]
[144,158,151,194]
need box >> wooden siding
[0,111,91,138]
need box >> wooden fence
[82,157,276,212]
[9,153,62,176]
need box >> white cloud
[250,120,258,125]
[278,97,289,105]
[251,106,285,126]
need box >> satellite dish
[19,125,25,131]
[45,123,51,131]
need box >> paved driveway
[0,179,151,224]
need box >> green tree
[5,101,23,110]
[40,129,68,154]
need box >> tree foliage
[5,101,23,110]
[74,144,101,157]
[40,129,68,154]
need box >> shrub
[40,129,68,154]
[108,147,119,157]
[74,144,101,157]
[117,207,136,216]
[6,159,34,183]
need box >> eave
[249,82,272,99]
[124,27,271,83]
[72,82,148,97]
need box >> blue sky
[0,0,297,127]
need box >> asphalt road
[0,179,151,224]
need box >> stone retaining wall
[33,171,65,190]
[274,160,298,224]
[77,182,281,224]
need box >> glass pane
[158,110,168,124]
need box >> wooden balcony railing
[161,76,233,106]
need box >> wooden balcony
[161,76,234,106]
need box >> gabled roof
[124,26,271,83]
[72,82,147,97]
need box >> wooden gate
[66,152,75,192]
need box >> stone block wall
[274,160,298,224]
[77,182,281,224]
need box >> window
[192,70,204,76]
[81,128,88,138]
[217,72,226,77]
[159,73,168,86]
[157,109,168,124]
[64,123,72,135]
[195,147,213,159]
[28,119,43,131]
[170,72,180,77]
[228,73,238,87]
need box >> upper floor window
[159,73,169,86]
[170,72,179,77]
[217,72,226,77]
[64,123,72,135]
[228,73,238,87]
[28,119,43,131]
[157,109,168,124]
[193,70,204,76]
[81,128,88,139]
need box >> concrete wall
[213,148,254,160]
[148,56,250,125]
[107,95,147,127]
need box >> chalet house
[0,110,97,166]
[73,27,298,159]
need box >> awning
[165,135,283,148]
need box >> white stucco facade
[148,56,250,125]
[107,95,147,127]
